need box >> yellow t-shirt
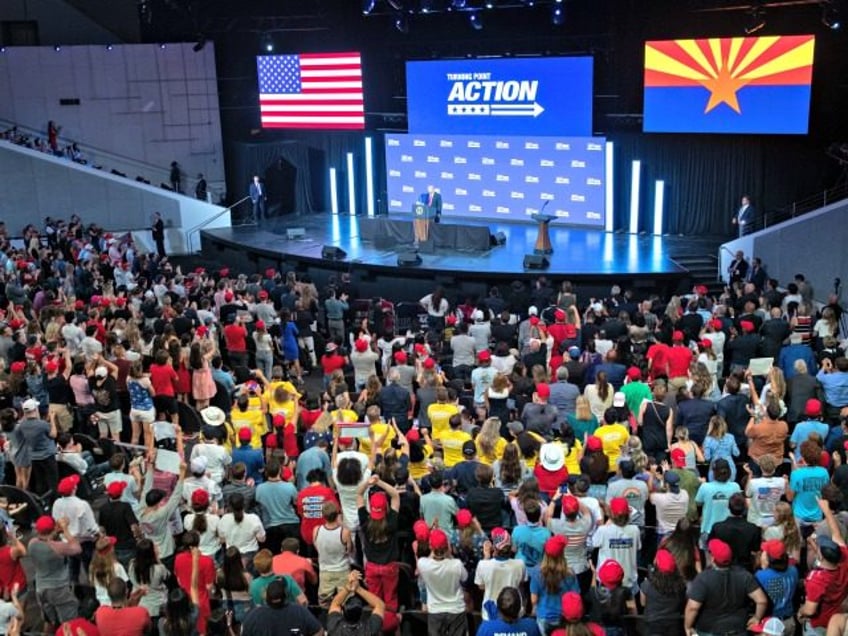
[331,408,359,424]
[522,431,547,469]
[595,423,630,467]
[475,436,507,466]
[428,403,460,441]
[409,444,434,481]
[358,422,396,457]
[440,429,473,468]
[230,408,267,449]
[564,438,583,475]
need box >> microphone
[541,200,550,212]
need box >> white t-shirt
[746,476,785,527]
[417,557,467,614]
[190,444,232,485]
[650,490,690,534]
[591,523,641,588]
[332,451,370,532]
[183,512,222,557]
[94,562,129,606]
[475,558,525,620]
[217,513,265,553]
[0,600,19,635]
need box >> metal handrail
[186,196,251,253]
[763,181,848,230]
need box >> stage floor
[201,213,691,279]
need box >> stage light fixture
[629,159,641,234]
[54,45,61,52]
[365,137,375,218]
[362,0,377,14]
[260,33,274,52]
[469,10,483,30]
[653,180,665,236]
[346,152,357,216]
[105,44,114,51]
[329,167,339,214]
[604,141,614,233]
[394,13,410,33]
[485,1,494,9]
[0,47,6,53]
[822,2,841,29]
[551,4,564,25]
[159,43,166,49]
[744,7,766,34]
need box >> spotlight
[485,1,494,8]
[0,47,6,53]
[469,10,483,30]
[159,43,166,49]
[744,7,766,34]
[192,36,207,52]
[822,2,841,29]
[260,33,274,52]
[54,45,61,52]
[362,0,377,14]
[551,4,564,25]
[105,44,113,51]
[394,13,410,33]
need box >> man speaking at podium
[419,185,442,224]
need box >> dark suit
[420,191,442,223]
[728,257,749,284]
[748,264,767,290]
[151,218,165,257]
[378,382,412,432]
[249,181,266,221]
[736,203,755,236]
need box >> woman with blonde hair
[584,370,613,421]
[90,535,128,607]
[759,366,787,417]
[703,415,739,480]
[475,417,506,465]
[530,535,579,634]
[669,426,703,471]
[763,502,802,563]
[567,395,599,440]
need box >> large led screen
[385,133,606,227]
[643,35,814,134]
[406,57,593,136]
[257,52,364,129]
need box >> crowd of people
[0,216,847,636]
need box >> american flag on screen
[257,52,365,129]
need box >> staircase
[673,253,724,296]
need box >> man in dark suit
[728,250,749,284]
[150,211,165,258]
[731,194,755,236]
[420,184,442,223]
[747,257,767,291]
[249,175,266,222]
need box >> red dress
[175,360,191,395]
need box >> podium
[413,202,436,243]
[531,213,555,254]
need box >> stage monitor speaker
[286,227,306,240]
[397,252,422,267]
[321,245,347,260]
[490,231,506,246]
[523,254,549,270]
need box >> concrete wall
[0,43,225,192]
[719,199,848,303]
[0,141,230,254]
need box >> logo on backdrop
[406,57,593,136]
[384,133,605,227]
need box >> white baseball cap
[613,391,626,407]
[95,366,108,378]
[21,398,40,412]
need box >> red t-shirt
[174,551,216,634]
[0,546,26,597]
[646,343,670,379]
[149,363,178,397]
[806,546,848,628]
[666,345,693,379]
[533,463,569,497]
[93,606,150,636]
[296,484,338,545]
[299,409,322,432]
[320,353,346,376]
[223,324,247,353]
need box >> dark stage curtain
[609,133,829,236]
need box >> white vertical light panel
[346,152,356,216]
[629,159,641,234]
[604,141,614,233]
[653,179,665,236]
[329,167,339,214]
[364,137,375,217]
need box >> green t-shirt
[620,381,653,419]
[249,573,303,606]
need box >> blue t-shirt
[511,524,551,569]
[232,445,265,484]
[477,617,542,636]
[255,480,299,526]
[694,481,741,535]
[790,420,829,459]
[530,570,580,620]
[127,378,154,411]
[789,465,829,523]
[755,566,799,619]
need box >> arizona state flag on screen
[643,35,815,134]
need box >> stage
[200,213,719,301]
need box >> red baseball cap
[529,316,540,326]
[626,366,641,380]
[477,350,491,362]
[258,290,269,300]
[413,519,430,542]
[45,360,59,374]
[536,382,550,399]
[708,538,733,566]
[562,495,580,516]
[224,291,234,302]
[196,325,208,336]
[740,320,755,333]
[429,529,449,551]
[805,398,822,417]
[255,320,265,330]
[761,539,786,561]
[598,559,625,587]
[423,357,436,370]
[670,448,687,468]
[561,592,584,622]
[654,549,677,574]
[710,318,723,330]
[544,535,568,558]
[191,489,210,507]
[609,497,629,518]
[700,339,712,349]
[406,428,421,443]
[585,435,602,452]
[370,492,388,520]
[555,309,566,322]
[273,414,286,428]
[355,338,368,352]
[393,350,407,364]
[338,437,354,446]
[238,427,252,442]
[456,509,473,529]
[672,330,684,341]
[57,475,80,496]
[35,515,56,534]
[446,315,457,326]
[106,481,127,498]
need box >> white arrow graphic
[489,102,545,117]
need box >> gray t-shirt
[606,478,650,527]
[28,538,79,590]
[19,418,56,461]
[450,335,477,367]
